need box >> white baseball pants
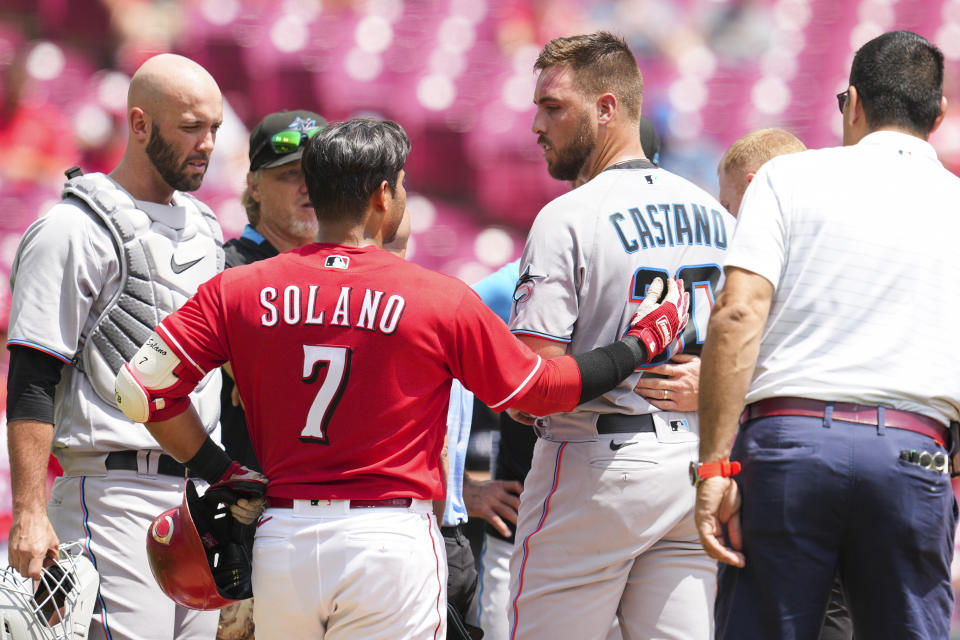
[252,499,447,639]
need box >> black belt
[440,524,464,537]
[596,413,656,434]
[105,451,192,477]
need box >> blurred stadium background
[3,0,960,628]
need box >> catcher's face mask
[146,480,254,611]
[0,540,99,640]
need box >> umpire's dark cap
[249,109,327,172]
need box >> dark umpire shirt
[219,225,278,471]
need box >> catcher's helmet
[0,540,99,640]
[146,480,254,611]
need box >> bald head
[119,54,223,197]
[718,128,805,216]
[128,54,221,117]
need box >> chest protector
[63,172,225,406]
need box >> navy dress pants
[715,413,957,640]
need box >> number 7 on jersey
[301,345,353,443]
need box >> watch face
[688,460,699,486]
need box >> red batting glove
[625,277,690,363]
[204,461,268,504]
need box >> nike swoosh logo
[609,440,636,451]
[170,255,203,274]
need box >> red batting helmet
[146,480,254,610]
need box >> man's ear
[130,107,150,143]
[929,95,949,138]
[370,180,390,212]
[597,93,617,126]
[246,172,261,203]
[846,85,862,130]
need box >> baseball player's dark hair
[534,31,643,122]
[849,30,944,136]
[302,119,411,224]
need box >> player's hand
[625,278,690,363]
[695,476,745,567]
[204,461,268,523]
[228,497,266,525]
[634,354,700,412]
[463,478,523,537]
[7,509,59,580]
[506,408,538,426]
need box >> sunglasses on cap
[254,127,323,158]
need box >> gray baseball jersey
[510,162,735,441]
[7,175,224,639]
[8,189,222,462]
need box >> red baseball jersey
[159,244,548,501]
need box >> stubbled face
[532,65,596,182]
[251,160,317,242]
[146,87,222,192]
[717,166,747,218]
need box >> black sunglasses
[836,90,849,114]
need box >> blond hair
[719,128,806,177]
[534,32,643,121]
[241,184,260,226]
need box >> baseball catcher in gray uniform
[6,54,228,640]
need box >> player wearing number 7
[506,32,736,640]
[111,118,689,640]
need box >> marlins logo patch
[288,116,319,131]
[325,255,350,270]
[512,265,545,313]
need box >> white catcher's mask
[0,541,99,639]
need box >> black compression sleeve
[571,336,648,405]
[186,435,234,485]
[7,345,65,423]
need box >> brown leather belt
[741,397,948,446]
[269,497,413,509]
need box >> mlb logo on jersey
[325,255,350,269]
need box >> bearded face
[146,125,209,192]
[539,108,596,182]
